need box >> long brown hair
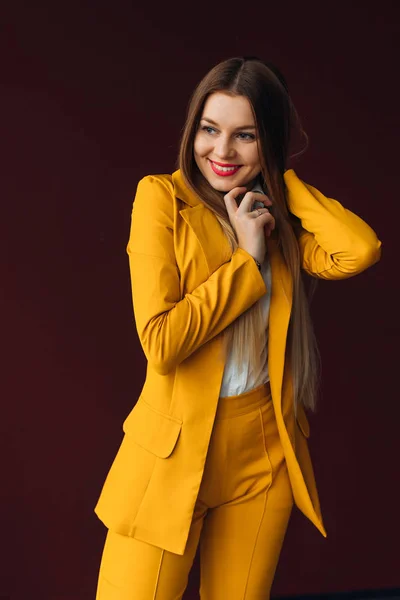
[177,56,320,413]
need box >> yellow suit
[94,169,381,556]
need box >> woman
[94,56,382,599]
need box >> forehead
[201,92,255,126]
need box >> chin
[210,178,251,193]
[204,171,249,190]
[207,179,233,192]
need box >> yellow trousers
[96,381,293,599]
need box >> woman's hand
[223,186,275,264]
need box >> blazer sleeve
[126,175,267,375]
[284,170,382,280]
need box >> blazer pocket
[123,399,183,458]
[296,404,310,438]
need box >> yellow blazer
[95,169,382,555]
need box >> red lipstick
[211,160,240,167]
[208,159,242,177]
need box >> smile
[208,160,242,177]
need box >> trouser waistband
[216,381,272,420]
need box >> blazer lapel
[172,169,201,208]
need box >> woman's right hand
[223,186,275,264]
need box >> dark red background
[2,2,399,599]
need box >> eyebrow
[201,117,256,130]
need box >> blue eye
[201,125,216,134]
[200,125,255,140]
[237,132,255,141]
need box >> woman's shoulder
[136,170,190,203]
[135,169,199,209]
[138,172,174,189]
[133,173,177,203]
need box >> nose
[213,135,235,159]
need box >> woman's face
[194,92,261,192]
